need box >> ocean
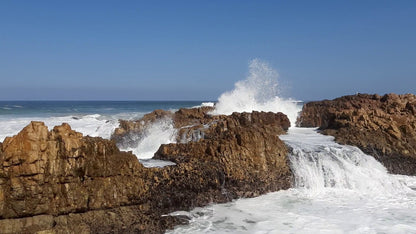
[169,128,416,233]
[0,100,207,145]
[2,60,416,233]
[0,100,213,167]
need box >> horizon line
[0,99,217,102]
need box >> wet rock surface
[297,93,416,175]
[111,106,219,148]
[0,109,291,233]
[154,111,292,201]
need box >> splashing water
[121,118,177,159]
[281,128,414,196]
[0,114,124,142]
[211,59,301,125]
[125,60,301,161]
[168,128,416,233]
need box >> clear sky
[1,1,415,101]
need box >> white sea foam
[168,128,416,233]
[0,112,146,142]
[100,61,300,162]
[201,102,215,107]
[192,102,215,108]
[140,159,176,167]
[120,118,177,159]
[124,60,301,164]
[211,59,301,125]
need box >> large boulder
[0,109,292,233]
[112,109,174,149]
[297,93,416,175]
[0,121,148,219]
[155,111,292,199]
[111,107,218,148]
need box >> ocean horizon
[1,62,416,233]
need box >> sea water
[1,60,416,233]
[0,101,207,165]
[166,60,416,233]
[168,128,416,233]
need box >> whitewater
[1,60,416,233]
[167,60,416,233]
[169,128,416,233]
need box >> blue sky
[1,1,415,101]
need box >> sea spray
[121,118,177,159]
[124,60,301,160]
[168,128,416,233]
[281,128,412,195]
[211,59,301,125]
[0,114,122,141]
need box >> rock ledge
[1,109,292,233]
[297,93,416,175]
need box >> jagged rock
[112,109,174,148]
[155,111,292,198]
[0,109,291,233]
[172,106,217,128]
[0,121,148,219]
[111,107,218,148]
[297,93,416,175]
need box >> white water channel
[168,127,416,234]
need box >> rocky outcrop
[0,109,291,233]
[0,122,147,219]
[155,111,292,199]
[112,109,174,149]
[297,93,416,175]
[111,106,218,148]
[0,122,168,232]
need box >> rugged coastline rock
[297,93,416,175]
[154,111,292,198]
[0,109,291,233]
[111,106,218,149]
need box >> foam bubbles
[168,128,416,233]
[201,102,215,107]
[211,59,301,125]
[0,114,122,142]
[192,102,215,108]
[121,118,177,159]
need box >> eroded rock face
[111,106,218,148]
[0,121,147,219]
[0,110,291,233]
[155,111,292,199]
[112,109,174,149]
[297,93,416,175]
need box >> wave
[120,60,302,161]
[168,128,416,233]
[120,118,177,159]
[0,112,146,142]
[210,59,301,125]
[1,60,301,165]
[192,102,215,108]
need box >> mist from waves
[168,128,416,233]
[116,60,301,161]
[120,118,177,160]
[0,113,136,142]
[210,59,301,125]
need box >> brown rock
[155,111,291,198]
[297,93,416,175]
[0,109,292,233]
[111,107,218,148]
[0,121,147,219]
